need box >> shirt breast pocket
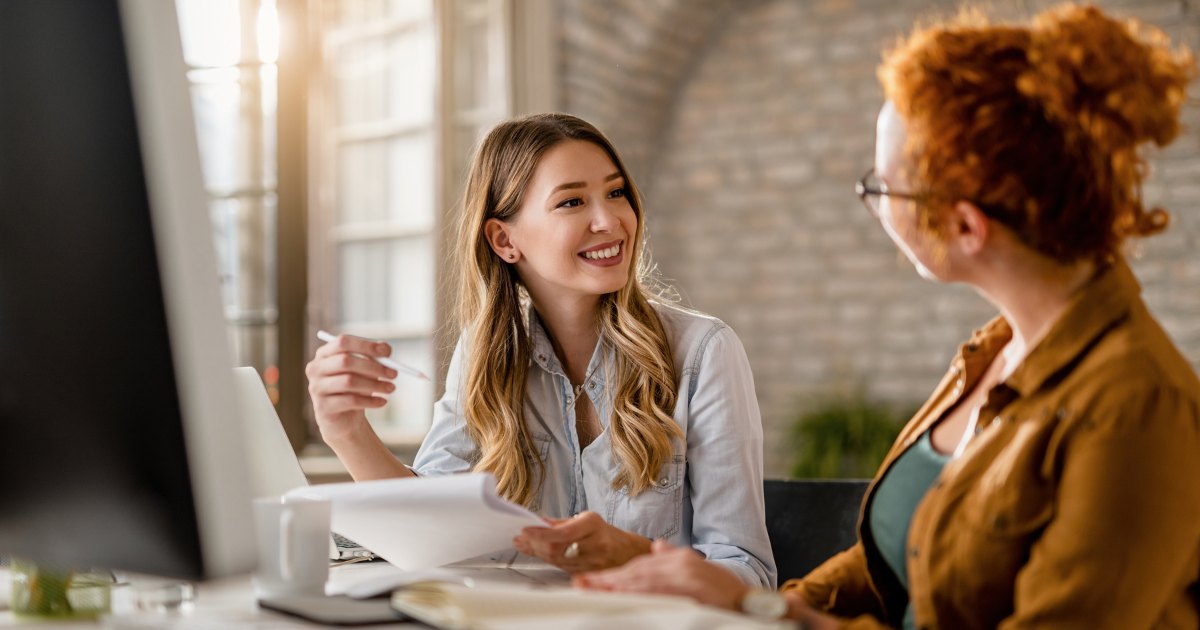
[962,420,1054,539]
[605,454,685,540]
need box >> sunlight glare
[257,0,280,64]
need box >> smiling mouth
[580,241,622,261]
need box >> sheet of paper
[285,473,548,570]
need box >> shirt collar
[528,309,564,375]
[526,308,610,384]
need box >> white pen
[316,330,432,382]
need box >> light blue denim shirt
[412,302,777,588]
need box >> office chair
[764,478,870,584]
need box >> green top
[869,429,950,629]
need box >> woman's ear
[948,200,990,257]
[484,218,519,263]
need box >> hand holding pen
[306,330,430,445]
[307,331,426,478]
[316,330,431,382]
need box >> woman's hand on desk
[574,540,840,628]
[512,511,652,573]
[573,540,748,609]
[306,333,398,444]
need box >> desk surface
[0,561,557,628]
[1,563,388,628]
[0,562,790,629]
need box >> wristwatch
[739,588,790,620]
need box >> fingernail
[386,369,398,379]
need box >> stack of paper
[286,473,547,570]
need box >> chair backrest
[764,478,870,585]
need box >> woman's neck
[973,252,1097,378]
[531,293,602,385]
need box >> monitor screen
[0,0,255,579]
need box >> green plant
[9,558,112,619]
[788,394,915,479]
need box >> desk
[0,559,561,628]
[0,562,791,629]
[1,563,402,628]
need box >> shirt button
[658,477,670,487]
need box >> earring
[508,253,516,261]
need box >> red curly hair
[879,4,1195,263]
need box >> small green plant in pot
[789,393,915,479]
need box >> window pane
[335,28,434,127]
[176,0,242,67]
[210,196,278,319]
[335,37,387,126]
[338,236,434,331]
[190,67,273,195]
[387,237,435,331]
[387,133,435,228]
[338,240,390,324]
[338,139,387,225]
[365,337,434,433]
[387,0,432,23]
[338,133,434,229]
[333,0,431,27]
[190,68,243,193]
[385,27,435,125]
[454,9,491,112]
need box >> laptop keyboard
[333,532,375,559]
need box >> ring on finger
[563,541,580,560]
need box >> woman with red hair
[577,5,1199,627]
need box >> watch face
[741,589,789,619]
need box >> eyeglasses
[855,168,924,218]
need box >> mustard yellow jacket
[784,260,1200,628]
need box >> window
[309,0,513,444]
[176,0,282,402]
[176,0,555,449]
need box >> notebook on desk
[232,366,375,561]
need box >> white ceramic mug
[252,496,332,599]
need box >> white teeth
[585,244,621,260]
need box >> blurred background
[176,0,1200,479]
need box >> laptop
[232,366,374,561]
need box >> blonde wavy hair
[450,113,681,507]
[879,4,1195,262]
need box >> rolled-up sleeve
[411,337,477,476]
[685,324,778,588]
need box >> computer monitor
[0,0,256,579]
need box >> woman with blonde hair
[576,5,1199,627]
[307,112,775,586]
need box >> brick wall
[558,0,1200,475]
